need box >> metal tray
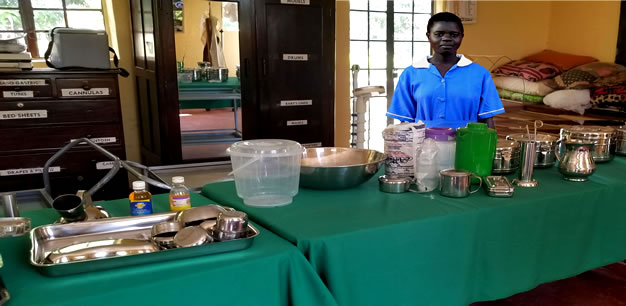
[30,210,259,276]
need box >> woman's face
[426,21,463,55]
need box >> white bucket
[228,139,302,207]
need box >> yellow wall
[335,1,350,148]
[175,0,240,76]
[547,1,620,62]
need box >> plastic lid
[426,127,456,141]
[132,181,146,190]
[172,176,185,184]
[228,139,302,157]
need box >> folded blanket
[497,88,544,104]
[492,76,556,96]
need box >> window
[0,0,105,58]
[349,0,432,151]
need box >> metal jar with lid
[560,126,616,162]
[616,126,626,156]
[506,133,558,168]
[492,139,520,174]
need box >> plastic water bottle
[129,181,152,215]
[169,176,191,211]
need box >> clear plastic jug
[229,139,302,207]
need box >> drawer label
[283,54,308,61]
[0,79,46,86]
[281,0,310,4]
[280,99,312,106]
[0,166,60,176]
[70,137,117,145]
[302,142,322,148]
[287,120,308,126]
[96,161,116,170]
[61,88,110,97]
[2,91,34,98]
[0,110,47,120]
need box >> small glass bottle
[129,181,152,216]
[169,176,191,211]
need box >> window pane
[67,11,105,30]
[36,32,50,55]
[394,0,413,13]
[368,0,386,12]
[0,9,22,30]
[350,41,368,69]
[413,14,430,40]
[350,0,367,10]
[349,11,367,40]
[369,69,386,90]
[414,0,432,14]
[369,41,386,69]
[394,42,412,69]
[31,0,63,8]
[0,0,18,8]
[368,96,388,152]
[413,42,430,60]
[393,13,412,41]
[34,10,66,30]
[369,12,386,40]
[66,0,102,9]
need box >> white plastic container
[425,127,456,172]
[229,139,302,207]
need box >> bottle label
[130,200,152,215]
[170,196,191,211]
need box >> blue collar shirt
[386,54,505,129]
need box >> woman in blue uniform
[386,12,504,129]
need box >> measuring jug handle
[469,174,483,194]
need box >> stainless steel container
[484,176,515,197]
[439,169,482,198]
[191,68,203,81]
[378,175,412,193]
[492,139,520,174]
[560,126,616,162]
[506,133,558,168]
[513,140,538,188]
[208,67,229,83]
[616,126,626,156]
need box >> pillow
[497,88,544,104]
[576,62,625,77]
[553,68,598,89]
[492,60,562,82]
[522,49,597,71]
[590,86,626,110]
[592,71,626,87]
[543,89,591,115]
[492,76,556,96]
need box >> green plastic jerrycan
[455,123,498,183]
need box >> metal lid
[173,226,210,248]
[151,221,182,238]
[176,205,224,227]
[426,127,456,141]
[378,175,412,184]
[215,211,249,233]
[506,133,557,143]
[562,125,616,140]
[496,139,519,151]
[439,169,471,177]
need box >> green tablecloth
[202,157,626,305]
[178,77,240,90]
[179,77,241,110]
[0,193,336,306]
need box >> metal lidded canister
[560,125,616,162]
[492,139,520,174]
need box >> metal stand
[350,65,385,149]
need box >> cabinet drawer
[0,99,120,127]
[0,78,53,100]
[0,148,126,177]
[56,78,117,99]
[0,124,124,153]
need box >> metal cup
[513,140,538,187]
[213,211,248,241]
[52,194,86,222]
[439,169,482,198]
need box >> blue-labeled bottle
[129,181,152,215]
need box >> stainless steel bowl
[300,147,385,190]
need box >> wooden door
[253,0,335,147]
[130,0,182,165]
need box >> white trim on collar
[412,54,473,68]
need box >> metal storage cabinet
[0,69,128,200]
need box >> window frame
[0,0,106,58]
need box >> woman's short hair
[427,12,464,34]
